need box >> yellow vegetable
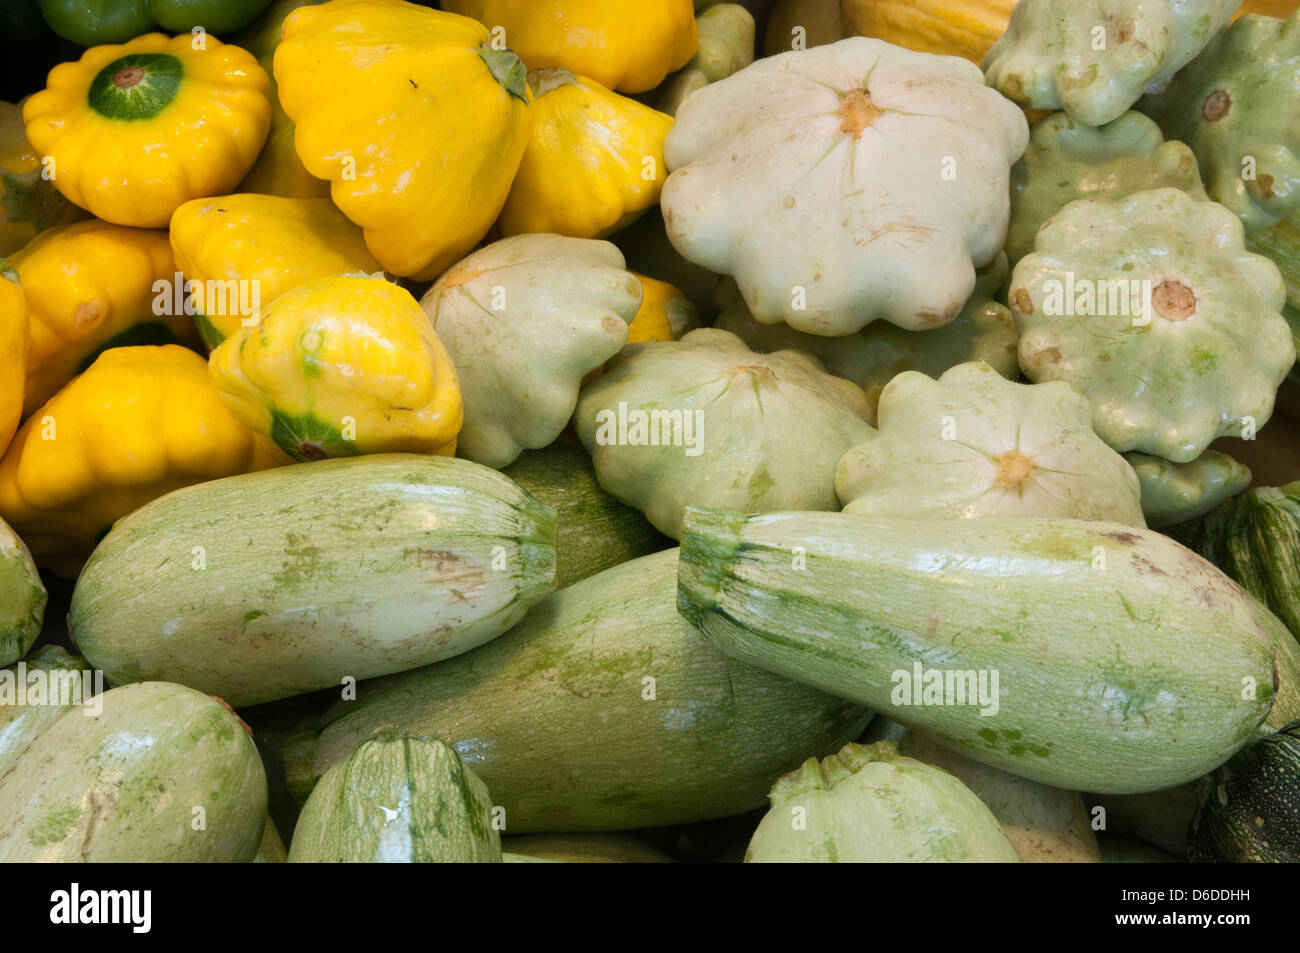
[9,220,199,418]
[22,33,271,228]
[841,0,1016,64]
[0,345,287,577]
[170,194,382,349]
[0,100,87,256]
[275,0,533,279]
[209,275,463,462]
[444,0,698,93]
[500,69,674,239]
[627,273,699,343]
[0,262,27,456]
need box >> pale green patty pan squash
[713,253,1019,425]
[1010,188,1293,463]
[0,682,267,862]
[574,327,875,540]
[982,0,1237,127]
[1126,449,1252,529]
[1006,110,1206,268]
[0,515,45,668]
[661,37,1028,335]
[835,361,1145,524]
[1140,10,1300,235]
[420,234,640,470]
[1246,212,1300,380]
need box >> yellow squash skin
[0,262,27,457]
[9,220,200,418]
[500,69,674,239]
[22,34,271,229]
[209,275,463,462]
[170,194,382,349]
[275,0,533,280]
[627,273,699,343]
[0,100,87,256]
[0,345,287,577]
[445,0,698,93]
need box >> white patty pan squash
[835,361,1145,524]
[1125,450,1252,529]
[713,253,1019,425]
[574,328,874,539]
[420,235,640,469]
[660,37,1029,335]
[1140,10,1300,234]
[1006,111,1206,267]
[1011,188,1293,463]
[982,0,1237,127]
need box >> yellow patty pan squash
[275,0,533,280]
[444,0,698,94]
[0,345,287,577]
[0,100,87,257]
[500,69,674,239]
[22,34,271,229]
[209,275,463,462]
[170,194,382,350]
[0,263,27,457]
[10,220,200,418]
[628,273,700,343]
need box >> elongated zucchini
[501,439,671,588]
[70,454,557,707]
[868,718,1100,863]
[288,729,501,863]
[0,682,267,862]
[285,549,870,831]
[502,833,673,864]
[678,508,1280,793]
[0,646,98,778]
[0,516,45,668]
[254,817,287,863]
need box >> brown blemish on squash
[1030,346,1061,365]
[1202,90,1231,122]
[837,88,882,137]
[1260,174,1275,199]
[1103,531,1141,544]
[1010,288,1032,315]
[114,66,145,89]
[297,442,328,461]
[1152,280,1196,321]
[784,196,796,209]
[1004,75,1023,98]
[1116,21,1135,43]
[74,300,105,327]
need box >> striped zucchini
[0,516,45,668]
[288,729,500,863]
[0,646,97,777]
[285,548,870,831]
[0,682,267,862]
[70,455,557,707]
[678,508,1280,793]
[502,438,671,588]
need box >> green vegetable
[501,438,671,589]
[1126,450,1251,529]
[288,729,501,863]
[284,548,870,831]
[38,0,275,46]
[1246,213,1300,382]
[744,741,1021,863]
[69,454,558,708]
[678,507,1280,793]
[656,4,755,116]
[1189,720,1300,862]
[0,645,95,778]
[0,515,45,668]
[254,816,287,863]
[502,833,673,864]
[0,682,266,862]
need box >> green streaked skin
[1246,213,1300,382]
[269,409,358,462]
[39,0,275,46]
[0,521,46,669]
[284,548,871,832]
[0,682,266,862]
[677,507,1280,794]
[87,54,183,122]
[253,816,287,862]
[68,454,558,707]
[0,646,91,779]
[193,311,225,351]
[288,729,501,863]
[745,742,1020,863]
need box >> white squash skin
[678,509,1279,793]
[662,37,1028,334]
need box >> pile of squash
[0,0,1298,865]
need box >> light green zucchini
[502,833,673,863]
[0,682,267,862]
[254,816,287,863]
[503,852,564,863]
[0,516,46,668]
[69,454,558,707]
[288,729,501,863]
[677,508,1280,793]
[867,718,1100,863]
[501,439,671,589]
[284,548,870,831]
[745,741,1021,863]
[0,645,98,778]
